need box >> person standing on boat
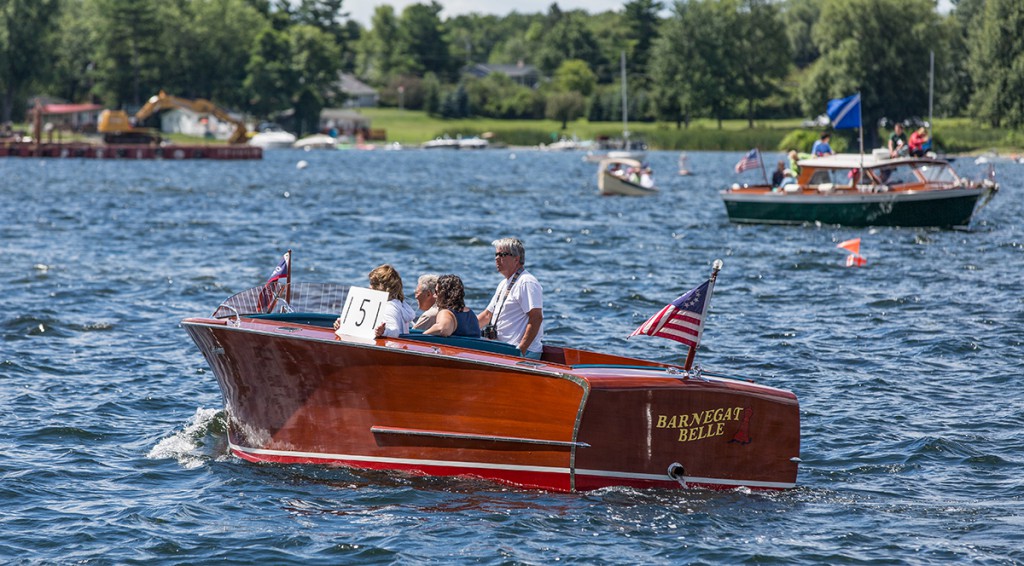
[811,132,834,156]
[478,237,544,359]
[368,264,415,338]
[411,273,440,330]
[423,274,481,338]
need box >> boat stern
[570,368,800,491]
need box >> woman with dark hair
[423,274,481,338]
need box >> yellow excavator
[98,91,249,144]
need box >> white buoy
[296,160,308,169]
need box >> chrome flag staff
[629,260,722,369]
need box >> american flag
[629,279,712,349]
[734,148,760,173]
[257,251,291,312]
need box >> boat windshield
[871,164,919,187]
[213,282,350,318]
[808,168,857,188]
[914,163,958,185]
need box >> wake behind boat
[721,151,998,227]
[181,261,800,492]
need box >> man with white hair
[477,237,544,359]
[411,273,440,330]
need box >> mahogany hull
[182,315,799,491]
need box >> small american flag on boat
[734,148,760,173]
[629,279,712,349]
[257,251,291,312]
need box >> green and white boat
[721,152,998,228]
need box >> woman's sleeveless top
[450,308,481,338]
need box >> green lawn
[15,110,1021,153]
[359,108,1022,153]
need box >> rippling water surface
[2,148,1022,564]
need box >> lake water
[2,148,1022,564]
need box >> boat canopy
[798,153,944,170]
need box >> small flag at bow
[257,251,291,311]
[734,148,760,173]
[629,279,712,349]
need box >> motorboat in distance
[598,157,657,196]
[721,151,998,227]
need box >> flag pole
[757,149,769,186]
[285,249,292,304]
[857,92,864,184]
[684,259,723,370]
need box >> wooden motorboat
[181,280,800,492]
[598,157,657,196]
[721,152,998,227]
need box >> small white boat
[293,133,337,150]
[458,137,488,149]
[249,130,297,149]
[421,136,461,149]
[598,157,657,196]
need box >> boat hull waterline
[722,185,992,227]
[183,307,799,492]
[721,153,998,227]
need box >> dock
[0,141,262,160]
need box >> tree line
[1,0,1022,137]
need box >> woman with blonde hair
[368,264,415,338]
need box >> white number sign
[335,286,389,339]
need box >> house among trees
[337,74,379,108]
[158,108,245,141]
[464,62,540,88]
[31,99,103,132]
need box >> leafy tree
[734,1,790,127]
[294,0,359,72]
[244,28,295,117]
[649,0,736,128]
[545,90,586,129]
[531,6,605,76]
[357,5,405,84]
[440,83,470,118]
[0,0,59,121]
[800,0,942,145]
[47,0,96,105]
[782,0,820,69]
[177,0,269,107]
[291,23,342,129]
[552,59,597,96]
[464,73,542,118]
[621,0,663,85]
[91,0,168,108]
[967,0,1024,128]
[422,72,441,116]
[398,2,454,80]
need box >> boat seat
[400,331,523,357]
[251,312,337,327]
[250,313,524,357]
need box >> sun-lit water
[2,148,1022,563]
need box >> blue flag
[826,94,861,129]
